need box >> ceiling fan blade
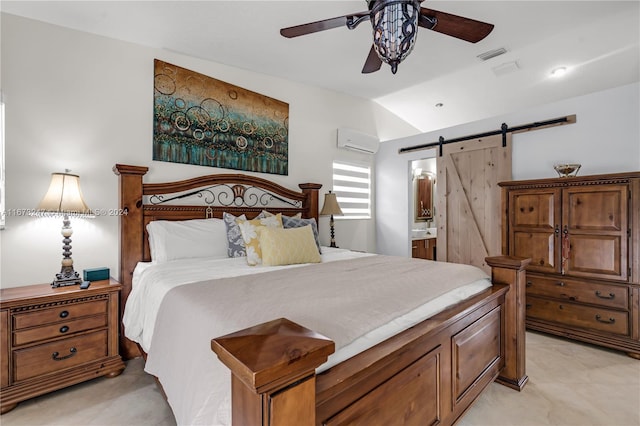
[280,12,369,38]
[419,8,494,43]
[362,45,382,74]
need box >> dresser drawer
[13,330,108,382]
[526,276,628,310]
[526,296,629,336]
[13,314,107,346]
[12,299,108,330]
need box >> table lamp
[319,191,343,248]
[36,171,92,287]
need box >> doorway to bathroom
[410,158,437,260]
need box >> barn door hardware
[399,114,577,155]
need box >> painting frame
[153,60,289,175]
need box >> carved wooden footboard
[212,256,530,426]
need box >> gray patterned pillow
[223,212,247,257]
[281,216,322,254]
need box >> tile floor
[1,332,638,425]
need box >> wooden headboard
[113,164,321,358]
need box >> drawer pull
[556,282,565,287]
[59,325,69,333]
[59,310,69,318]
[52,347,77,361]
[526,281,532,287]
[595,291,615,300]
[595,315,616,325]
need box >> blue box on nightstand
[83,267,110,282]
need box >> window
[0,92,4,229]
[331,161,371,219]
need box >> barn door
[435,135,512,273]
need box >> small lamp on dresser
[320,190,343,248]
[35,171,93,287]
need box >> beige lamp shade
[37,173,91,215]
[320,192,343,216]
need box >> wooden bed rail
[212,255,530,426]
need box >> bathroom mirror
[414,171,434,221]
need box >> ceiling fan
[280,0,494,74]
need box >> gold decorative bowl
[554,163,581,177]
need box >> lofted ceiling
[2,1,639,136]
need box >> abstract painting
[153,59,289,175]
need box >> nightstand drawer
[13,315,107,346]
[13,330,108,382]
[526,276,628,310]
[13,299,108,330]
[526,296,629,336]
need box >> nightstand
[0,278,125,414]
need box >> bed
[114,164,530,426]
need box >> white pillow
[146,218,228,263]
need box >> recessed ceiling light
[435,103,444,108]
[551,67,567,77]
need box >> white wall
[376,82,640,257]
[0,13,418,287]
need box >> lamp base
[51,215,82,288]
[329,215,339,249]
[52,268,82,288]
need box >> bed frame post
[486,255,531,391]
[113,164,148,359]
[211,318,334,426]
[299,183,322,224]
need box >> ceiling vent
[477,47,507,61]
[492,61,520,77]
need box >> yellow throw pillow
[259,225,322,266]
[236,213,283,266]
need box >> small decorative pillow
[281,216,322,254]
[223,212,247,258]
[236,213,283,265]
[260,210,302,220]
[259,225,322,266]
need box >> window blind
[332,161,371,219]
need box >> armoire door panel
[512,232,558,273]
[568,234,625,280]
[511,191,559,229]
[565,186,627,232]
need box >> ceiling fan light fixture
[371,0,420,74]
[280,1,494,75]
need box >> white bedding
[123,248,491,425]
[123,247,372,353]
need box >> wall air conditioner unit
[337,128,380,154]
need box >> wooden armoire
[500,171,639,358]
